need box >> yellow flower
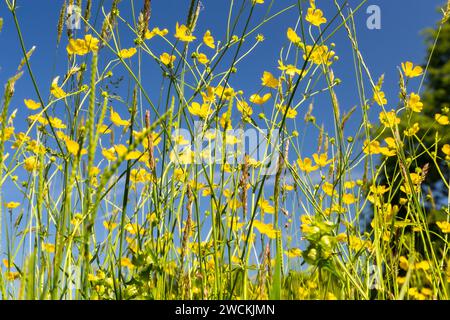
[373,89,387,106]
[252,0,264,4]
[407,93,423,112]
[342,193,356,205]
[196,53,209,64]
[312,153,332,167]
[236,100,253,119]
[42,243,55,253]
[118,47,137,59]
[174,22,196,42]
[102,148,117,161]
[103,221,118,231]
[379,110,400,128]
[436,221,450,233]
[297,157,318,173]
[24,156,39,172]
[6,272,20,281]
[258,199,275,214]
[50,78,67,99]
[435,113,449,125]
[278,59,302,76]
[2,259,13,268]
[442,144,450,156]
[285,248,302,258]
[249,93,271,105]
[253,220,278,239]
[304,45,335,66]
[404,122,420,137]
[120,257,134,269]
[110,110,130,126]
[65,139,80,156]
[287,27,302,46]
[322,182,335,196]
[188,102,213,118]
[363,140,381,155]
[49,117,67,129]
[261,71,279,89]
[277,104,297,119]
[66,34,99,55]
[203,30,215,49]
[160,52,176,66]
[399,256,410,271]
[401,61,423,78]
[5,202,20,209]
[145,27,168,39]
[305,0,327,26]
[24,99,41,110]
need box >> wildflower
[103,221,118,231]
[118,47,137,59]
[50,78,67,99]
[6,272,20,281]
[322,182,335,196]
[174,22,196,42]
[285,248,302,258]
[145,27,168,40]
[363,140,381,155]
[258,199,275,214]
[42,243,55,253]
[196,53,209,64]
[401,61,423,78]
[24,99,41,110]
[278,59,302,76]
[261,71,279,89]
[120,257,134,269]
[435,113,449,125]
[160,52,176,66]
[373,89,387,106]
[436,221,450,233]
[442,144,450,158]
[415,261,431,271]
[49,117,67,129]
[5,202,20,209]
[256,34,265,42]
[110,110,130,127]
[287,27,302,46]
[407,93,423,112]
[102,148,117,161]
[188,102,213,118]
[236,100,253,119]
[252,0,264,4]
[304,45,335,66]
[342,193,356,205]
[253,220,278,239]
[379,110,400,128]
[65,139,80,156]
[24,156,39,172]
[297,157,318,173]
[277,104,297,119]
[66,34,99,55]
[305,1,327,26]
[313,153,332,167]
[249,93,271,105]
[404,123,420,136]
[203,30,215,49]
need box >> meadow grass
[0,0,450,300]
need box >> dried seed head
[84,0,92,32]
[57,1,67,44]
